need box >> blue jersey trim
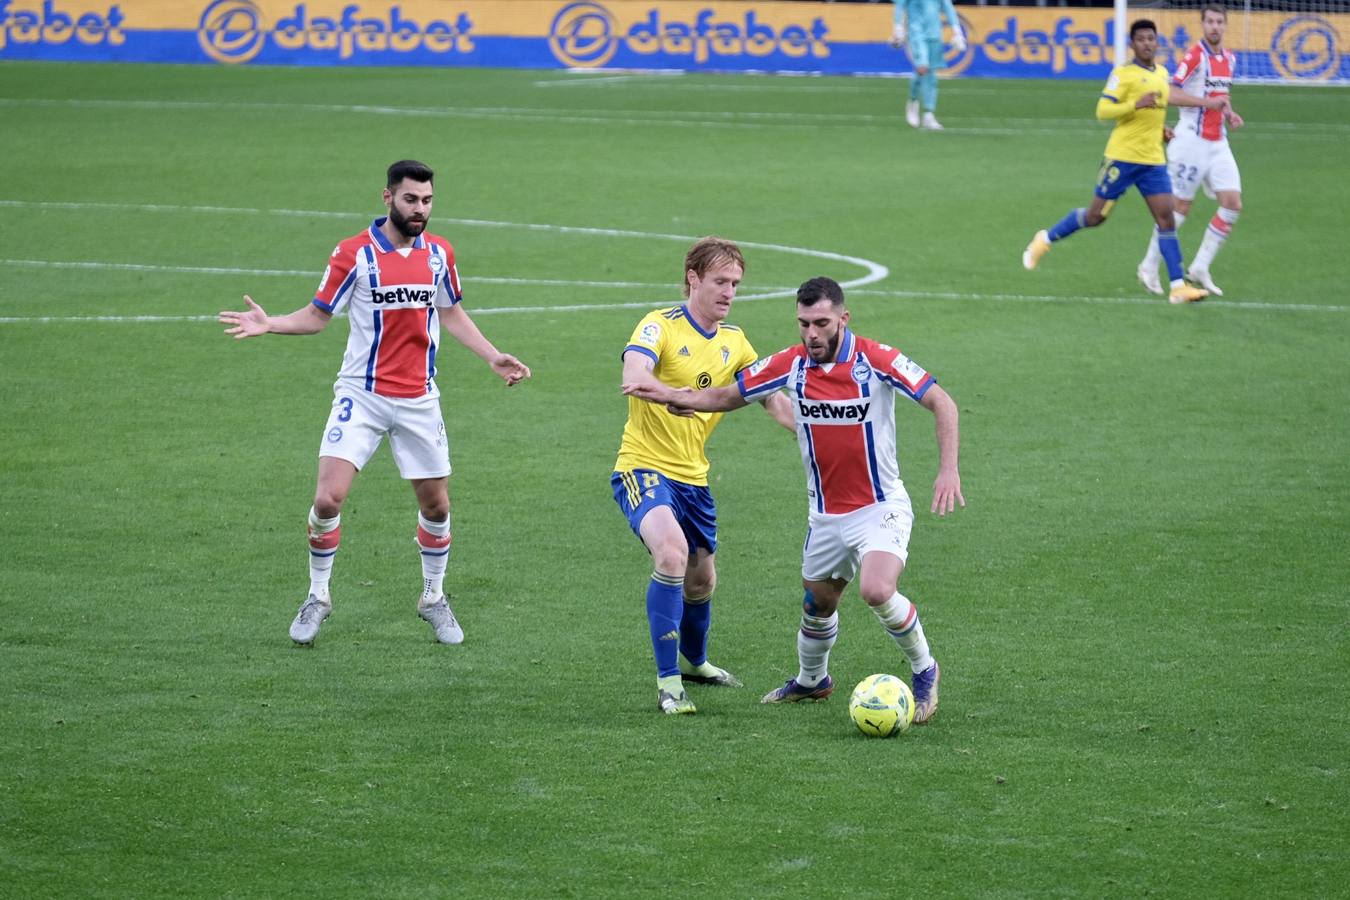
[739,371,790,399]
[364,309,383,392]
[794,359,824,514]
[425,307,437,393]
[859,379,885,503]
[680,304,717,340]
[368,218,395,253]
[1101,93,1120,102]
[623,344,659,364]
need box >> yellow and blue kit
[614,305,759,487]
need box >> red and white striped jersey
[312,218,463,399]
[1173,42,1235,142]
[737,330,935,516]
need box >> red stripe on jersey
[808,418,878,514]
[371,307,434,398]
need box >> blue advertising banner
[0,0,1346,83]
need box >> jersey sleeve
[1172,45,1202,87]
[313,241,360,314]
[872,343,935,402]
[429,237,462,308]
[623,311,668,366]
[1097,66,1133,118]
[736,347,796,400]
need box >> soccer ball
[848,673,915,738]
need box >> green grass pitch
[1,62,1347,897]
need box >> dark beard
[389,206,426,239]
[804,329,840,362]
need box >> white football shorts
[1167,131,1241,200]
[802,496,914,583]
[318,385,451,480]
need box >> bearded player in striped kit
[220,160,531,647]
[625,277,964,725]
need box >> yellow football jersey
[615,305,759,486]
[1098,61,1171,165]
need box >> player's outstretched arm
[624,381,747,414]
[1169,87,1227,110]
[440,303,531,386]
[761,392,795,432]
[218,295,331,339]
[919,383,965,516]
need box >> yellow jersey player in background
[1021,19,1230,305]
[613,237,794,715]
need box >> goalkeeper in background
[891,0,966,131]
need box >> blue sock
[1047,208,1086,242]
[646,572,683,678]
[679,597,712,667]
[1157,229,1184,282]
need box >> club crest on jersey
[427,254,444,275]
[639,323,661,346]
[851,359,872,384]
[721,346,730,365]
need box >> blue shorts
[611,469,717,555]
[1095,160,1173,200]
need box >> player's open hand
[1135,92,1158,110]
[931,469,965,517]
[890,23,906,48]
[218,295,270,339]
[623,382,674,405]
[491,354,531,386]
[664,386,698,418]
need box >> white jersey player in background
[1138,3,1245,296]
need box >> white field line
[0,198,886,321]
[1,96,1343,137]
[0,200,1340,320]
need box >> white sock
[416,512,452,602]
[1143,211,1185,268]
[307,507,340,599]
[1193,207,1238,271]
[796,612,838,688]
[872,592,934,674]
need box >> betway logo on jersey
[372,285,435,307]
[797,399,871,424]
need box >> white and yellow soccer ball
[848,673,915,738]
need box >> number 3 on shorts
[337,397,353,422]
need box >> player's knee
[420,500,450,521]
[801,585,839,617]
[685,570,715,600]
[1223,196,1242,214]
[312,493,344,519]
[1085,210,1106,227]
[649,541,689,576]
[858,578,897,608]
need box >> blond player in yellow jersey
[613,237,794,715]
[1022,20,1231,305]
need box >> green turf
[1,62,1347,898]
